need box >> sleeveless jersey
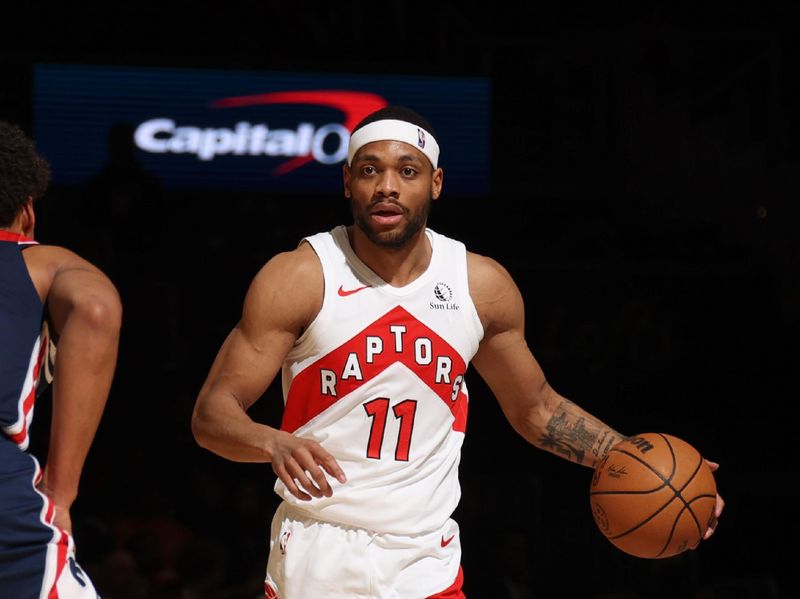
[276,226,484,535]
[0,231,46,451]
[0,232,95,599]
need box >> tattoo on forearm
[539,399,623,466]
[598,432,619,458]
[593,431,609,457]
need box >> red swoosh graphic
[441,534,455,547]
[211,91,388,174]
[337,284,371,297]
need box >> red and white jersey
[277,226,484,534]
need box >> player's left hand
[36,479,74,534]
[703,460,724,540]
[51,504,73,535]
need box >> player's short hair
[347,106,440,169]
[0,122,51,226]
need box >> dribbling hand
[270,431,347,501]
[703,460,725,540]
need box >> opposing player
[0,122,121,597]
[192,106,723,598]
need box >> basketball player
[192,106,724,598]
[0,122,121,597]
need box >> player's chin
[365,228,411,248]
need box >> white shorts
[264,502,464,599]
[0,448,99,599]
[47,535,100,599]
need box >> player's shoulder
[254,241,321,286]
[25,243,84,262]
[21,244,119,313]
[466,251,517,293]
[466,251,524,329]
[23,244,112,284]
[247,242,322,306]
[244,242,323,328]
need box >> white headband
[347,119,440,168]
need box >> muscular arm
[192,247,312,462]
[24,246,122,531]
[191,244,346,499]
[468,253,724,537]
[468,253,626,468]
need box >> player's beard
[351,196,431,249]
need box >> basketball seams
[591,436,698,498]
[660,431,678,482]
[659,506,688,558]
[675,452,715,539]
[606,495,707,554]
[606,494,680,541]
[684,496,712,540]
[589,433,716,558]
[676,453,710,499]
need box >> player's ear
[431,168,443,201]
[342,164,352,198]
[21,196,35,237]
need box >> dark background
[2,3,797,598]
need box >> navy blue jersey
[0,231,99,598]
[0,230,44,451]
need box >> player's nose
[375,169,400,197]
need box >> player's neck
[3,206,34,237]
[348,225,432,287]
[0,223,25,236]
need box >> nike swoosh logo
[441,534,455,548]
[337,284,371,297]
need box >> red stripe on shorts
[427,565,465,599]
[46,535,69,599]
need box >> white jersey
[276,226,484,535]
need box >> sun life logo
[434,283,452,302]
[431,282,460,311]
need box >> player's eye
[361,165,377,175]
[401,167,417,177]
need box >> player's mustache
[368,198,408,213]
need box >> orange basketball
[589,432,717,559]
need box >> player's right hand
[269,431,347,501]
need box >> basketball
[589,433,717,559]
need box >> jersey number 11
[363,398,418,461]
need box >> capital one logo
[133,91,387,174]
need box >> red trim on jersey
[44,494,55,523]
[282,305,469,433]
[0,230,37,244]
[426,565,465,599]
[8,337,47,447]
